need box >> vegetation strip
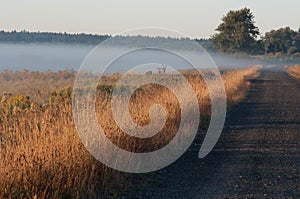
[0,66,260,198]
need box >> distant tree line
[101,35,212,51]
[195,39,214,51]
[0,30,212,51]
[0,30,110,45]
[212,8,300,57]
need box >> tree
[263,27,298,54]
[293,28,300,53]
[211,8,260,54]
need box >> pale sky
[0,0,299,38]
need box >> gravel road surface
[124,67,300,198]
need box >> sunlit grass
[0,66,260,198]
[286,65,300,79]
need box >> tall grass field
[0,66,260,198]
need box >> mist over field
[0,43,267,72]
[0,43,94,71]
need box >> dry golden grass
[0,66,260,198]
[0,69,75,103]
[95,67,260,152]
[0,89,123,198]
[286,65,300,79]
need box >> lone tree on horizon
[212,7,260,54]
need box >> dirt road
[124,67,300,198]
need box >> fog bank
[0,43,275,72]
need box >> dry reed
[0,66,260,198]
[286,65,300,79]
